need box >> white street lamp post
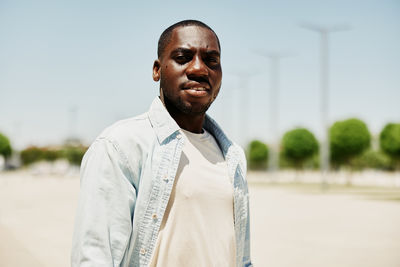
[300,23,350,188]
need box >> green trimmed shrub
[380,123,400,158]
[380,123,400,169]
[351,149,394,171]
[62,146,87,166]
[20,146,44,165]
[42,148,61,162]
[281,128,319,169]
[248,140,269,170]
[20,145,87,166]
[330,118,371,167]
[0,133,12,159]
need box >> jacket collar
[147,97,233,154]
[147,97,181,144]
[203,114,232,155]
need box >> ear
[153,60,161,82]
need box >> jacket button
[152,213,158,220]
[177,134,182,139]
[163,175,169,182]
[140,248,146,255]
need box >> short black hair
[157,19,221,59]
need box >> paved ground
[1,171,400,267]
[250,184,400,267]
[0,173,79,267]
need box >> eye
[174,54,192,64]
[205,56,220,67]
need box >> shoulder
[98,113,150,140]
[89,112,155,164]
[96,112,154,147]
[233,142,247,175]
[83,112,155,186]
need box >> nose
[186,55,208,79]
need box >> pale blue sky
[1,0,399,149]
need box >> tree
[380,123,400,169]
[0,133,12,161]
[330,118,371,167]
[281,128,319,169]
[247,140,269,170]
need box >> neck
[162,97,205,134]
[174,113,205,133]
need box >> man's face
[153,25,222,115]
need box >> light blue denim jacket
[71,97,252,267]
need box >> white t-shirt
[149,128,236,267]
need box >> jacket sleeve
[71,138,137,267]
[243,195,253,267]
[240,146,253,267]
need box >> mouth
[182,82,210,97]
[183,87,209,97]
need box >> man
[71,20,252,267]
